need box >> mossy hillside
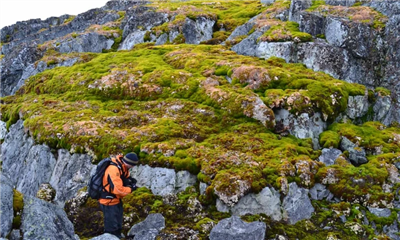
[1,44,370,199]
[263,57,366,120]
[148,0,266,44]
[317,122,400,205]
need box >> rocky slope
[0,0,399,239]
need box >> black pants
[100,201,123,238]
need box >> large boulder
[182,17,215,44]
[282,182,314,224]
[339,137,368,166]
[49,149,94,206]
[1,120,35,187]
[130,165,197,196]
[216,187,282,221]
[127,213,165,239]
[57,33,114,53]
[274,109,327,149]
[15,144,57,196]
[318,148,342,166]
[209,215,266,240]
[21,196,77,240]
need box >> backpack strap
[101,161,120,199]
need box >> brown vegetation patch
[231,65,271,90]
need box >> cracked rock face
[209,215,266,240]
[0,174,14,238]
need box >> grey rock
[209,215,266,240]
[102,1,148,11]
[122,7,169,39]
[155,33,168,45]
[90,233,120,240]
[282,182,314,224]
[384,220,400,240]
[346,95,369,119]
[1,120,35,186]
[256,42,295,63]
[373,95,392,124]
[297,40,351,81]
[226,22,255,42]
[16,144,57,196]
[0,121,6,140]
[261,0,277,5]
[289,0,312,22]
[9,229,22,240]
[49,149,94,206]
[325,0,355,7]
[217,187,282,221]
[130,165,197,196]
[128,213,165,239]
[199,182,208,195]
[340,137,368,166]
[183,17,215,44]
[274,109,327,149]
[175,171,197,193]
[299,11,326,37]
[0,174,14,238]
[21,196,76,240]
[231,31,264,57]
[309,183,334,201]
[1,42,43,97]
[57,32,114,53]
[367,207,392,218]
[318,148,342,166]
[119,30,146,50]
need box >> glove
[123,177,137,186]
[129,183,137,192]
[129,177,137,185]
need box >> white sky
[0,0,110,29]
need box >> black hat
[122,152,139,165]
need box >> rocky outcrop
[0,42,43,97]
[21,196,77,240]
[182,17,215,44]
[130,164,197,196]
[1,120,94,205]
[275,109,326,149]
[127,213,165,239]
[50,149,94,206]
[209,216,266,240]
[216,187,282,221]
[0,174,14,238]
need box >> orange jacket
[99,155,132,206]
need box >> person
[99,152,139,239]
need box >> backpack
[88,157,118,200]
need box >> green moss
[259,21,312,42]
[63,15,75,24]
[319,130,341,148]
[12,189,24,229]
[375,87,391,97]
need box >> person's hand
[128,177,137,185]
[129,182,137,192]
